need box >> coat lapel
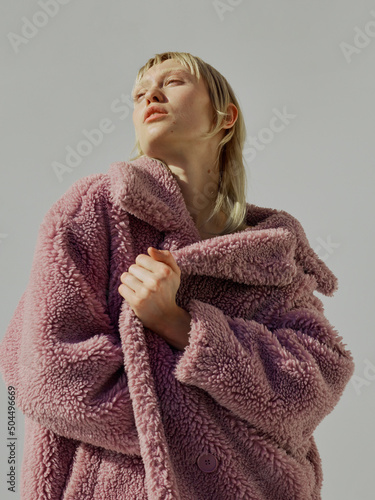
[107,156,337,295]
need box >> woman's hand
[118,247,185,334]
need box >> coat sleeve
[173,274,355,451]
[0,175,139,456]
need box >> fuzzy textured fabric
[0,156,354,500]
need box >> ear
[222,103,238,130]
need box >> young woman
[0,52,354,500]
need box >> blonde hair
[129,51,249,236]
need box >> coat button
[196,453,218,473]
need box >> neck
[147,154,222,230]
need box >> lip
[144,106,168,122]
[145,112,168,123]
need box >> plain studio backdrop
[0,1,374,498]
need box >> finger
[118,283,136,298]
[119,273,138,294]
[126,265,148,284]
[147,247,180,275]
[134,252,161,272]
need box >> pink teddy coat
[0,156,354,499]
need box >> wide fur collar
[107,156,337,295]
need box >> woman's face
[132,59,216,159]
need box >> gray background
[1,0,374,498]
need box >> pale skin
[118,59,238,350]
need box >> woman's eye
[134,80,182,101]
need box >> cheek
[189,99,214,130]
[133,108,143,128]
[178,95,212,128]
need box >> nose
[144,86,164,104]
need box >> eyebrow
[132,68,192,95]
